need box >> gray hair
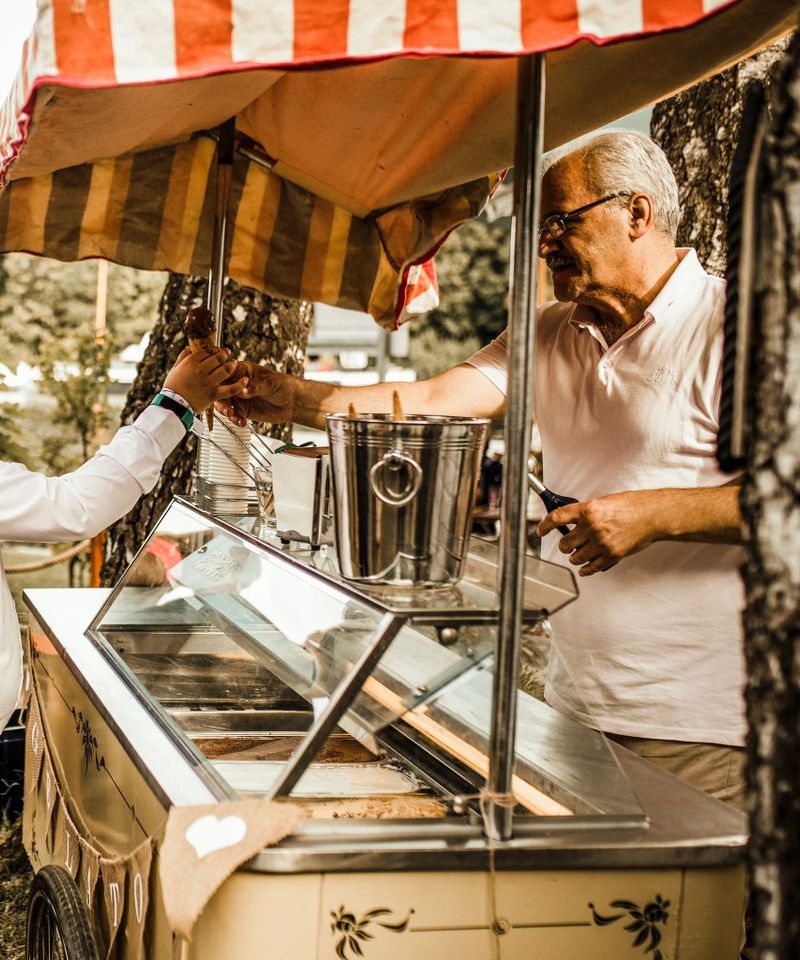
[542,130,680,241]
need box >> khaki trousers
[606,734,747,814]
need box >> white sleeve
[464,328,509,396]
[0,405,185,542]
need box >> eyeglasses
[538,192,631,243]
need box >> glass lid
[88,501,497,751]
[87,499,643,825]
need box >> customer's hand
[216,362,299,425]
[537,490,662,577]
[163,347,248,414]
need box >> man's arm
[218,362,506,429]
[536,484,743,577]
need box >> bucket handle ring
[369,450,422,507]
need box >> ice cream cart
[23,498,746,959]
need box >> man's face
[539,157,631,304]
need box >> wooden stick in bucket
[392,390,406,422]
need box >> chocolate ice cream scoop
[183,305,217,348]
[183,305,217,429]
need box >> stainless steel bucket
[326,413,489,585]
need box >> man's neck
[582,249,681,346]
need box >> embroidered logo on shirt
[647,364,679,386]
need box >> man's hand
[536,485,743,577]
[216,362,298,426]
[537,490,660,577]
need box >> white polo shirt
[466,249,746,746]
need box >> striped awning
[0,0,796,328]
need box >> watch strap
[151,392,195,432]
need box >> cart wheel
[26,865,100,960]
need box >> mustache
[545,253,576,270]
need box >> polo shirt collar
[643,248,705,324]
[566,247,705,333]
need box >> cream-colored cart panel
[310,867,739,960]
[194,873,323,959]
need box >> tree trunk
[651,42,787,276]
[100,274,312,584]
[652,34,800,960]
[740,33,800,960]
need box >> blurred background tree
[37,334,112,470]
[409,215,510,378]
[0,254,163,363]
[0,253,164,472]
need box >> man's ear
[628,193,654,238]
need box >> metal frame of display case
[83,496,657,839]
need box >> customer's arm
[0,347,245,542]
[537,484,743,577]
[218,362,506,429]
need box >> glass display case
[87,498,646,832]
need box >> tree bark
[653,33,800,960]
[740,32,800,960]
[100,274,312,585]
[651,42,787,276]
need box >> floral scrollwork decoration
[589,894,671,960]
[330,905,414,959]
[70,707,106,775]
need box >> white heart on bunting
[160,799,301,939]
[185,814,247,860]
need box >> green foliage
[0,254,164,365]
[0,403,28,465]
[408,216,510,377]
[0,254,165,473]
[38,333,113,469]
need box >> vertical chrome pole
[207,117,236,343]
[485,53,546,841]
[195,117,236,505]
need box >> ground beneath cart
[0,817,30,960]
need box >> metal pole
[376,330,390,382]
[485,53,546,841]
[207,117,236,342]
[195,118,235,502]
[90,258,109,586]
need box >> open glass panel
[88,498,644,830]
[402,644,646,823]
[88,502,498,806]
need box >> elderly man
[221,131,746,811]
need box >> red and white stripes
[0,0,743,187]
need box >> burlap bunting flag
[17,665,32,719]
[63,814,81,880]
[43,757,58,851]
[79,837,101,914]
[26,693,44,791]
[100,857,127,959]
[159,799,301,940]
[126,839,153,960]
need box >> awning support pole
[207,117,236,342]
[486,53,546,842]
[195,118,236,502]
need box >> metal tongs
[527,456,578,536]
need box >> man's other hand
[536,484,743,577]
[536,490,662,577]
